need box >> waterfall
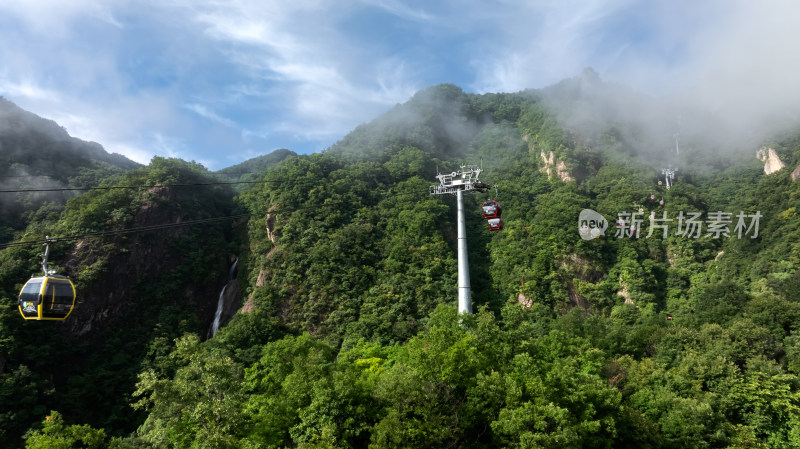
[228,257,239,281]
[210,257,238,338]
[210,285,227,337]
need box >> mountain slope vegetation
[0,157,242,445]
[2,75,800,447]
[215,148,297,187]
[0,97,141,240]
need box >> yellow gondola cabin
[18,275,76,320]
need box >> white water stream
[210,257,238,337]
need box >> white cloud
[106,142,153,166]
[679,2,800,105]
[467,0,638,93]
[0,0,124,36]
[0,0,430,167]
[179,1,421,136]
[0,79,62,102]
[460,0,800,146]
[3,0,798,170]
[152,132,183,159]
[360,0,433,22]
[185,103,237,128]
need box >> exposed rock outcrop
[63,187,236,341]
[241,249,278,314]
[241,295,256,313]
[556,161,573,182]
[241,269,268,314]
[567,280,590,309]
[265,211,277,243]
[756,147,785,175]
[791,165,800,181]
[517,293,532,308]
[617,282,634,305]
[540,151,574,182]
[560,253,604,309]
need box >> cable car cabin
[487,218,504,231]
[18,276,76,320]
[482,200,502,219]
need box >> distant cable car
[487,218,504,231]
[659,198,665,206]
[481,199,502,219]
[650,193,655,200]
[18,238,76,321]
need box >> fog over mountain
[3,1,799,169]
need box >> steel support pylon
[456,189,471,314]
[429,164,488,315]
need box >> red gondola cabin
[487,218,504,231]
[482,199,502,219]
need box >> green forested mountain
[216,148,297,185]
[2,75,800,448]
[0,97,141,240]
[0,157,242,445]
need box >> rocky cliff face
[756,147,785,175]
[63,187,236,341]
[540,150,574,182]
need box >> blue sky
[1,1,799,170]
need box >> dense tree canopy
[2,80,800,447]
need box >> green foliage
[0,365,50,445]
[6,77,800,447]
[134,334,249,448]
[244,333,379,448]
[24,411,111,449]
[0,156,241,446]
